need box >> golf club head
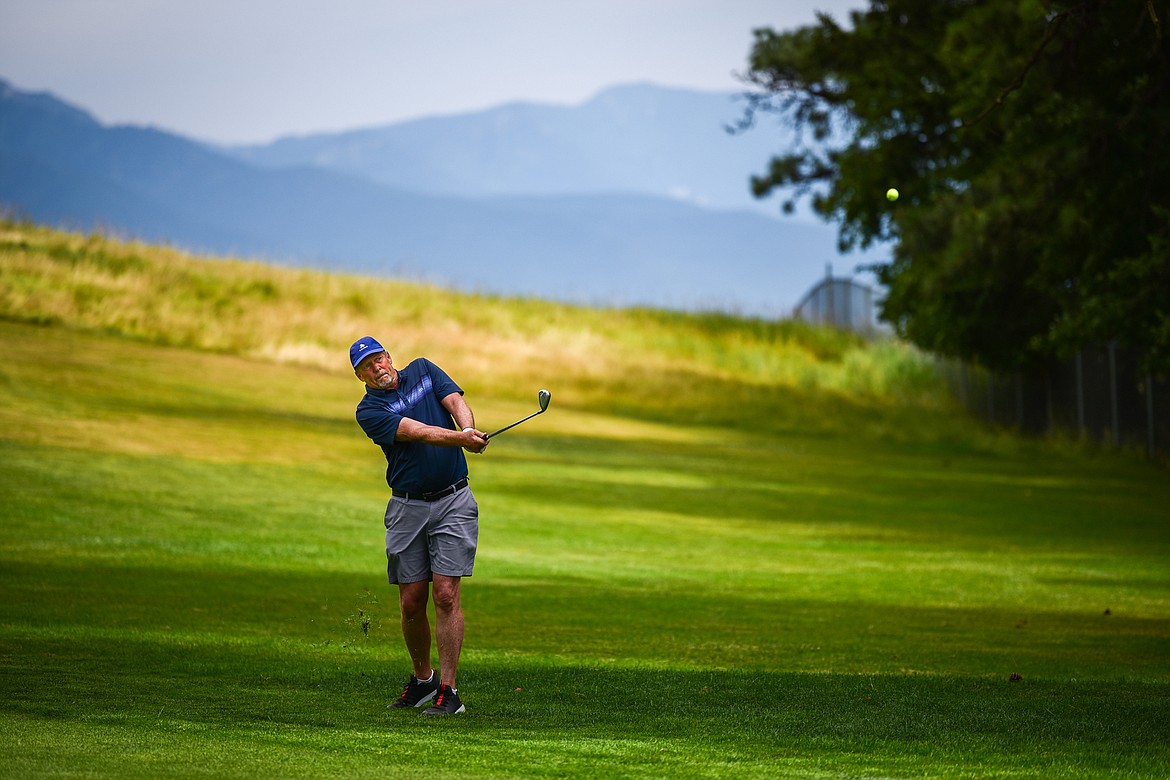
[485,388,552,439]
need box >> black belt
[392,478,468,502]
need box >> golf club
[485,389,551,439]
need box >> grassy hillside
[2,222,1168,778]
[0,218,941,397]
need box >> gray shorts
[384,485,479,584]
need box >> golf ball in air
[886,188,899,202]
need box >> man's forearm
[442,393,476,431]
[395,417,464,445]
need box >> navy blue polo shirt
[355,358,468,493]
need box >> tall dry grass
[0,219,943,407]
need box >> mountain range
[228,84,794,213]
[0,78,881,315]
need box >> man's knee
[431,577,461,613]
[398,582,429,617]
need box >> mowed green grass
[2,316,1169,779]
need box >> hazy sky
[0,0,863,144]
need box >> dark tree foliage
[742,0,1169,372]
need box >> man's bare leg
[398,580,434,679]
[431,574,463,687]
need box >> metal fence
[938,344,1169,458]
[792,268,1166,457]
[793,267,881,335]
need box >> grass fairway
[2,294,1169,778]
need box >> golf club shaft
[485,409,544,439]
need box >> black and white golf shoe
[388,671,440,709]
[422,683,466,715]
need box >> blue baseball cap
[349,336,386,369]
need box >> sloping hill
[0,219,929,408]
[2,223,1169,779]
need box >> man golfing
[350,336,489,716]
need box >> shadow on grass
[3,628,1169,777]
[3,556,1169,776]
